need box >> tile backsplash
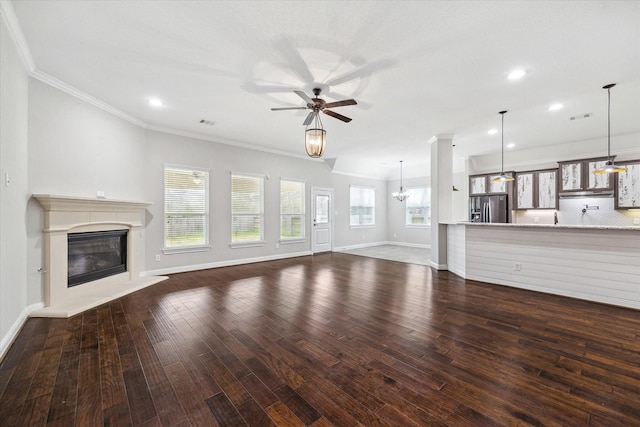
[514,197,640,226]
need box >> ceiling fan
[271,88,357,125]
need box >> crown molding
[1,1,147,128]
[0,0,35,71]
[145,124,321,163]
[30,69,147,128]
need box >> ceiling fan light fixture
[593,83,627,175]
[305,111,326,158]
[305,127,326,158]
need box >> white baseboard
[334,241,430,252]
[143,250,312,277]
[430,261,448,270]
[0,302,44,361]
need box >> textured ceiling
[9,0,640,179]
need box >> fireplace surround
[32,194,167,317]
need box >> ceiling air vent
[569,113,591,121]
[199,119,215,126]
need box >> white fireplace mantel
[32,194,167,318]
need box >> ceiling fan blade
[324,99,357,109]
[302,112,315,126]
[326,58,395,86]
[271,106,308,111]
[294,90,314,105]
[323,109,352,123]
[275,38,314,83]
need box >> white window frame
[349,185,376,228]
[230,172,265,247]
[405,186,431,227]
[163,165,210,254]
[280,178,306,243]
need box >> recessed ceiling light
[549,103,564,111]
[148,98,164,107]
[506,143,516,149]
[488,129,498,135]
[507,69,526,80]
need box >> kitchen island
[447,222,640,309]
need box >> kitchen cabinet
[514,169,558,210]
[469,175,486,195]
[615,159,640,209]
[536,169,558,209]
[515,172,534,209]
[469,172,514,195]
[558,157,613,193]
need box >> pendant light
[593,83,627,174]
[491,110,514,183]
[305,112,326,158]
[392,160,409,202]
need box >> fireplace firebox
[68,229,128,287]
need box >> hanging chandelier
[593,83,626,174]
[304,112,326,158]
[392,160,409,202]
[492,110,515,183]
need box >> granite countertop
[450,222,640,231]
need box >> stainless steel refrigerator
[469,194,509,223]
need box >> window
[164,166,209,249]
[231,173,264,244]
[350,186,375,226]
[280,179,305,241]
[405,187,431,226]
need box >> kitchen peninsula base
[447,223,640,310]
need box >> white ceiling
[9,0,640,179]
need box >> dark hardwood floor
[2,253,640,426]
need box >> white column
[429,134,454,270]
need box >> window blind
[349,186,375,226]
[231,174,264,242]
[405,187,431,225]
[164,167,209,248]
[280,179,305,240]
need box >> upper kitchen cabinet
[615,159,640,209]
[469,172,514,195]
[558,157,613,193]
[515,172,534,209]
[469,175,487,195]
[515,169,558,210]
[536,169,558,209]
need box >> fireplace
[32,194,167,318]
[68,229,128,287]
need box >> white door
[311,187,333,253]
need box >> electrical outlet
[275,243,280,249]
[514,262,521,271]
[97,190,106,198]
[634,218,640,225]
[534,217,539,223]
[155,254,161,262]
